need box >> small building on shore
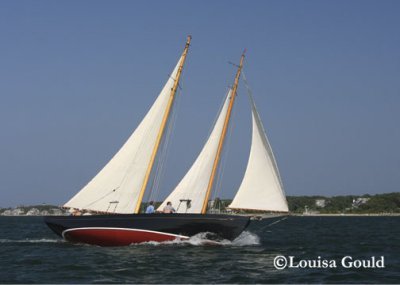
[26,208,40,216]
[315,199,326,208]
[352,197,370,208]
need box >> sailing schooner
[44,36,288,246]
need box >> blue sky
[0,0,399,207]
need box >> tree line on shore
[1,192,399,215]
[285,192,400,214]
[218,192,400,214]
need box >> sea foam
[0,238,61,243]
[132,231,260,247]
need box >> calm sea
[0,216,399,283]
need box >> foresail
[229,94,289,212]
[64,56,183,214]
[158,90,233,213]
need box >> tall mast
[134,35,192,214]
[200,51,245,214]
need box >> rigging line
[258,216,288,232]
[146,118,170,203]
[146,105,174,203]
[148,88,181,203]
[148,71,185,204]
[160,100,179,184]
[212,102,236,202]
[82,188,119,209]
[154,76,182,191]
[168,74,183,90]
[209,88,235,203]
[212,93,237,203]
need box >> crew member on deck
[71,208,82,216]
[145,201,155,214]
[163,201,176,213]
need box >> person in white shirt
[163,201,176,213]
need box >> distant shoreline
[291,213,400,217]
[1,213,399,217]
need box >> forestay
[64,56,183,214]
[229,93,289,212]
[158,90,233,213]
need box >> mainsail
[64,54,186,214]
[228,93,289,212]
[158,90,233,213]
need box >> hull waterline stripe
[61,227,190,240]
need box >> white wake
[134,231,260,247]
[0,238,61,243]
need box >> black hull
[44,213,250,246]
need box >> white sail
[64,56,183,214]
[229,94,289,212]
[158,90,233,213]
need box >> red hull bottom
[62,227,189,246]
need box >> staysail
[158,90,233,213]
[228,93,289,212]
[64,54,186,214]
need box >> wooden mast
[134,36,191,214]
[200,51,245,214]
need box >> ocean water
[0,216,399,283]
